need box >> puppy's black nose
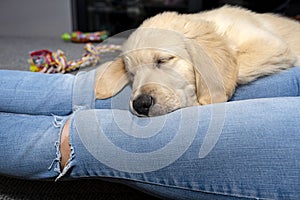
[133,94,154,116]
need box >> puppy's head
[95,12,238,116]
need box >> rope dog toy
[29,43,121,73]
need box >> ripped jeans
[0,67,300,200]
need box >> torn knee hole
[60,118,71,170]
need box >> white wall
[0,0,72,37]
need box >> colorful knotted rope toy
[29,43,121,73]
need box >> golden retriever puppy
[95,6,300,116]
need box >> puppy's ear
[94,58,129,99]
[182,21,238,105]
[185,39,227,104]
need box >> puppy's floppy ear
[94,58,129,99]
[182,20,238,105]
[185,39,227,105]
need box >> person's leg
[0,69,128,115]
[0,69,106,115]
[1,97,299,198]
[59,97,299,200]
[0,112,70,179]
[230,66,300,101]
[60,118,71,170]
[0,70,74,115]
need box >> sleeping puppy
[94,6,300,116]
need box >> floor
[0,36,124,71]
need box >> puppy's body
[196,6,300,82]
[95,6,300,116]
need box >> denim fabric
[0,70,74,115]
[67,97,300,200]
[72,70,96,111]
[0,67,300,199]
[0,112,69,179]
[231,67,300,101]
[0,70,131,114]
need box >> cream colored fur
[94,6,300,116]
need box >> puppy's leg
[237,36,297,84]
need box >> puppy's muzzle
[132,94,154,116]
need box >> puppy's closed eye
[156,56,175,67]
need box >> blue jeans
[0,67,299,199]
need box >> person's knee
[60,118,71,170]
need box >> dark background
[72,0,300,35]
